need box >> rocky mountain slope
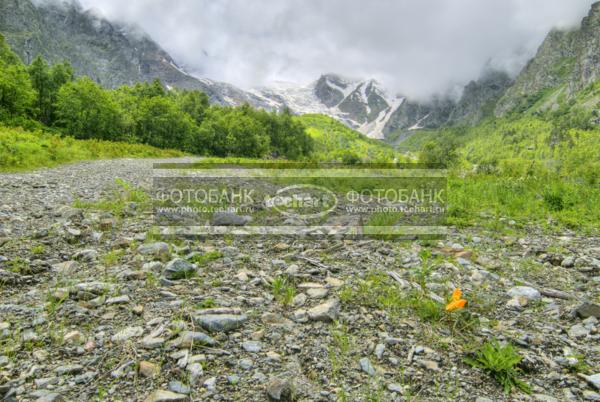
[496,1,600,115]
[0,0,273,108]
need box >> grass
[73,178,150,217]
[0,125,185,172]
[465,340,531,395]
[271,276,296,306]
[189,250,223,266]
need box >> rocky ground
[0,158,599,402]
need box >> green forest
[0,33,312,160]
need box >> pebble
[359,357,375,376]
[307,299,340,322]
[144,390,187,402]
[193,314,248,333]
[242,341,263,353]
[508,286,541,301]
[139,361,160,378]
[112,326,144,342]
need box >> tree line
[0,34,313,159]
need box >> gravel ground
[0,158,599,402]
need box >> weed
[465,340,531,395]
[190,251,223,266]
[271,276,296,306]
[30,244,45,255]
[101,249,125,267]
[197,298,217,309]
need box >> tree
[176,89,209,125]
[28,57,74,125]
[0,34,35,120]
[55,77,124,140]
[135,96,195,150]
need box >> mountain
[0,0,275,108]
[496,1,600,115]
[250,74,405,139]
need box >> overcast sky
[78,0,594,99]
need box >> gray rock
[35,393,64,402]
[239,358,254,370]
[164,258,196,280]
[575,303,600,319]
[584,374,600,391]
[387,383,403,393]
[144,390,188,402]
[187,363,203,386]
[266,378,295,401]
[193,314,248,333]
[568,324,590,339]
[211,212,252,226]
[203,377,217,392]
[227,375,240,385]
[138,242,170,259]
[242,341,263,353]
[507,286,541,301]
[112,326,144,342]
[307,299,340,322]
[359,358,375,376]
[106,295,130,305]
[374,344,385,359]
[168,381,190,395]
[54,364,84,375]
[177,331,217,347]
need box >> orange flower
[446,288,467,311]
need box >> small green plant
[271,276,296,306]
[101,249,125,267]
[30,244,45,255]
[6,257,28,274]
[145,272,158,288]
[197,298,217,309]
[190,251,223,266]
[465,340,531,395]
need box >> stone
[63,330,84,344]
[306,288,328,299]
[242,341,263,353]
[582,391,600,401]
[176,331,217,347]
[168,381,190,395]
[507,286,541,301]
[193,314,248,333]
[35,393,64,402]
[144,390,188,402]
[55,364,84,375]
[561,256,575,267]
[359,357,375,376]
[106,295,130,305]
[307,299,340,322]
[575,303,600,319]
[138,242,170,259]
[387,383,403,393]
[211,212,252,226]
[112,326,143,342]
[139,361,160,378]
[374,343,385,359]
[568,324,590,339]
[239,358,254,370]
[266,378,295,401]
[584,374,600,391]
[418,360,440,371]
[164,258,196,280]
[203,377,217,392]
[187,363,203,385]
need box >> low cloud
[77,0,594,99]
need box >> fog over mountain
[75,0,595,100]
